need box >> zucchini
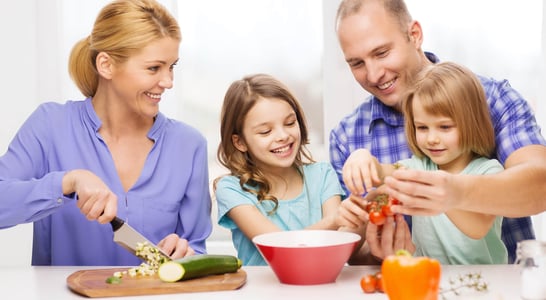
[158,254,242,282]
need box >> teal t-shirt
[215,162,344,266]
[400,155,508,264]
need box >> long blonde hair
[68,0,180,97]
[403,62,496,158]
[215,74,314,214]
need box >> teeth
[378,79,395,90]
[145,92,161,99]
[272,145,290,153]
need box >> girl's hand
[157,233,195,259]
[342,149,382,196]
[63,169,117,224]
[336,193,370,228]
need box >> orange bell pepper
[381,250,441,300]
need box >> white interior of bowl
[252,230,361,248]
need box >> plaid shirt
[329,53,546,263]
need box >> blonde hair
[402,62,496,158]
[68,0,181,97]
[215,74,314,214]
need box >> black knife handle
[110,216,124,231]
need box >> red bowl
[252,230,361,285]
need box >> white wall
[0,1,39,266]
[1,0,545,266]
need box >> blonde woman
[0,0,212,265]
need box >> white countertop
[0,264,523,299]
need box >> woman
[0,0,212,266]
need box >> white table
[0,264,522,299]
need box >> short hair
[335,0,412,33]
[402,62,496,158]
[68,0,180,97]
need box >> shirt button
[57,198,63,204]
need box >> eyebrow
[145,58,179,65]
[249,112,297,130]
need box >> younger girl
[338,62,507,264]
[215,74,344,266]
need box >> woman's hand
[63,169,117,224]
[157,233,195,259]
[342,149,382,196]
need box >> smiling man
[329,0,546,264]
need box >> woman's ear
[232,134,248,152]
[95,52,114,79]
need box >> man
[330,0,546,263]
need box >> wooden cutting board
[66,267,247,298]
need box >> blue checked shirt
[329,53,546,263]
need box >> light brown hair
[335,0,412,34]
[215,74,314,214]
[68,0,181,97]
[402,62,496,158]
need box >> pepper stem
[395,249,412,257]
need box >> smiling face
[337,1,427,109]
[411,97,472,173]
[233,97,301,174]
[109,37,180,119]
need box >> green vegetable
[105,276,122,284]
[158,254,242,282]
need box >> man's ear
[407,20,424,48]
[232,134,248,152]
[95,52,114,79]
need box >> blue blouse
[0,98,212,265]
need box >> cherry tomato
[360,274,377,293]
[381,204,394,217]
[369,211,386,225]
[374,272,384,293]
[365,201,377,213]
[388,195,401,205]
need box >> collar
[83,97,166,141]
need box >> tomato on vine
[366,193,400,225]
[369,211,386,226]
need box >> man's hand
[383,168,460,216]
[366,214,415,260]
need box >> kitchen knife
[110,216,171,261]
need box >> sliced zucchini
[158,254,242,282]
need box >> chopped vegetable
[105,276,122,284]
[108,241,168,281]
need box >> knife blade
[110,216,171,262]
